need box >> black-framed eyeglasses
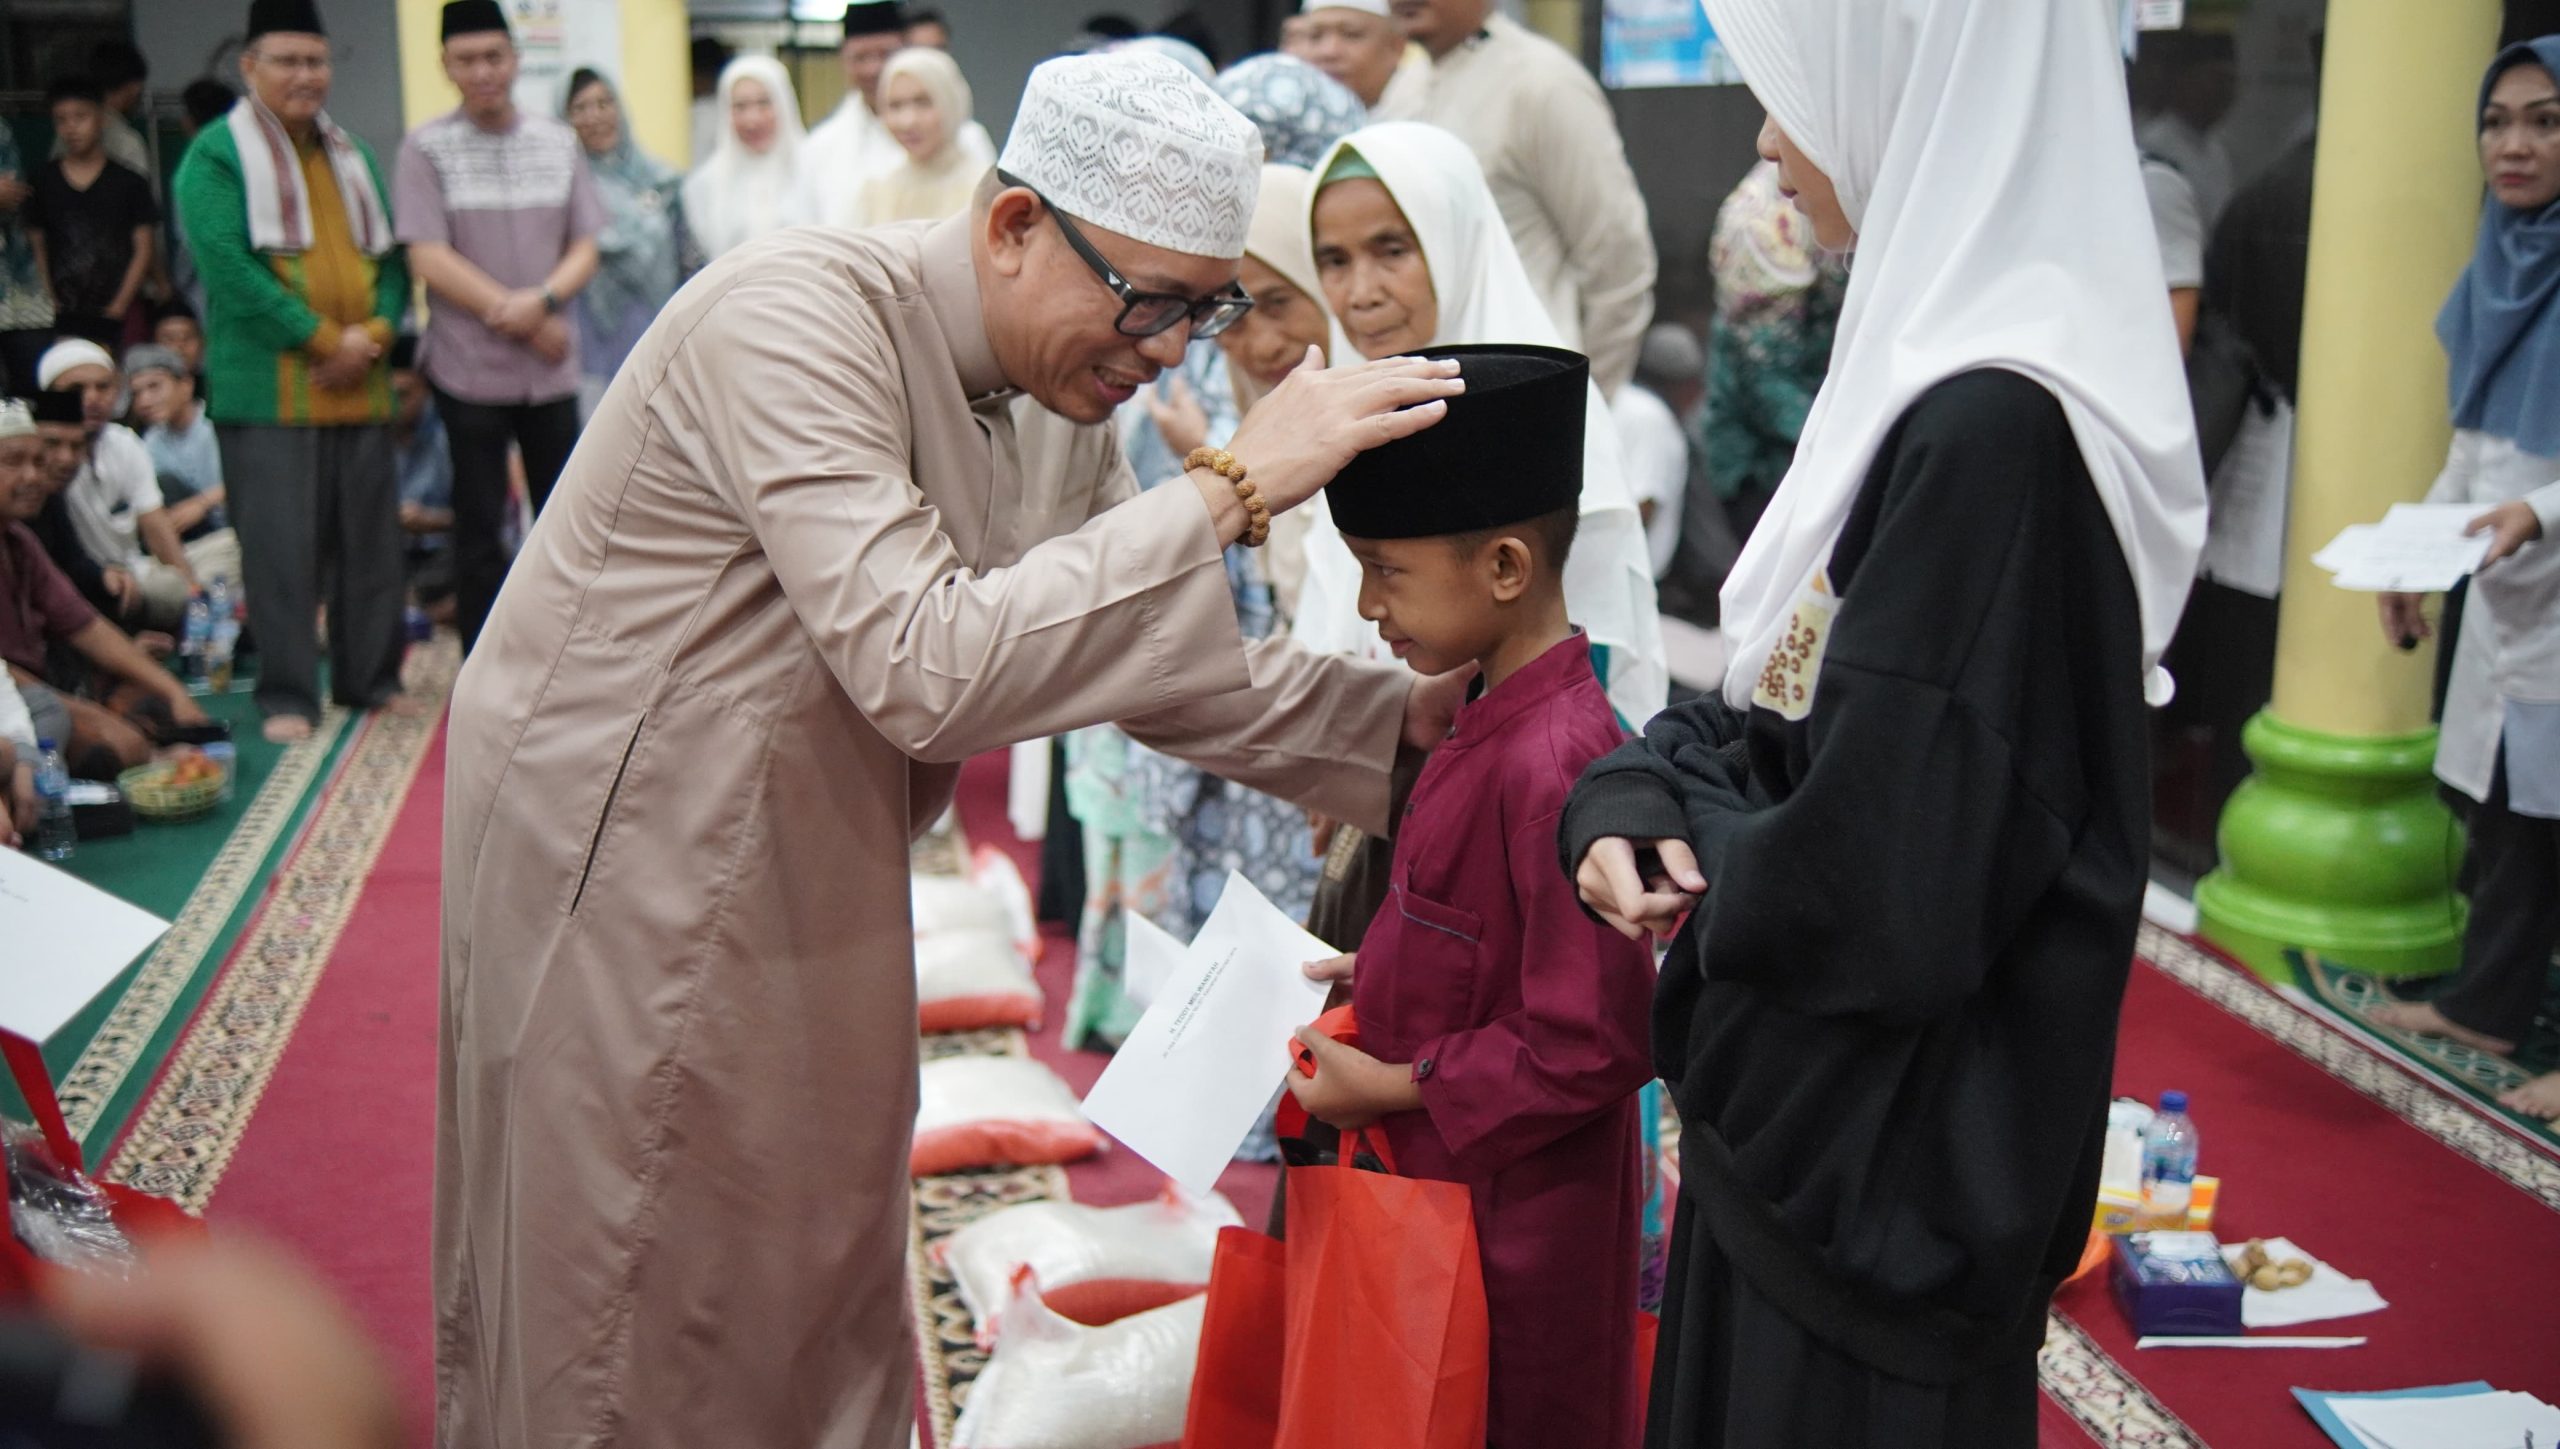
[999,170,1255,340]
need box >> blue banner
[1600,0,1741,89]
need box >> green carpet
[2289,950,2560,1152]
[6,675,357,1160]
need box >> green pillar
[2192,0,2499,982]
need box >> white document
[0,850,169,1041]
[1121,911,1186,1014]
[2314,503,2496,593]
[2198,399,2292,599]
[1082,871,1332,1195]
[2337,1390,2560,1449]
[2219,1237,2389,1329]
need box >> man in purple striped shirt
[394,0,602,652]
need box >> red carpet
[202,728,446,1445]
[2054,946,2560,1446]
[951,754,1280,1227]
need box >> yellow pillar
[397,0,695,166]
[2194,0,2500,981]
[620,0,694,169]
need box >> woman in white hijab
[682,56,811,261]
[1061,164,1341,1052]
[852,47,984,227]
[1301,122,1669,731]
[1559,1,2206,1443]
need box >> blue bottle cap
[2159,1090,2187,1114]
[36,737,55,751]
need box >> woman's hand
[1575,836,1706,942]
[1402,663,1476,751]
[1143,376,1211,462]
[2469,499,2545,568]
[2377,591,2431,650]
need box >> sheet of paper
[1121,911,1186,1014]
[2314,503,2495,593]
[2337,1390,2560,1449]
[2136,0,2187,29]
[1082,871,1332,1194]
[2198,399,2292,599]
[0,850,169,1041]
[2221,1237,2389,1329]
[2293,1382,2497,1449]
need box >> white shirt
[2137,113,2234,230]
[0,674,33,758]
[1612,382,1690,578]
[2141,158,2205,292]
[2428,429,2560,816]
[63,425,164,572]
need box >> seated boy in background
[126,345,228,544]
[1283,344,1655,1449]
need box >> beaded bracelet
[1186,445,1271,549]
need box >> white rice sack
[911,1057,1102,1177]
[917,927,1046,1033]
[913,874,1020,943]
[951,1277,1206,1449]
[937,1186,1241,1345]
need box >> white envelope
[0,850,170,1042]
[1082,871,1332,1195]
[1122,911,1186,1014]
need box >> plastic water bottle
[179,591,212,683]
[204,576,239,693]
[2141,1089,2200,1227]
[32,738,74,861]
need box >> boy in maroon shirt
[1284,344,1656,1449]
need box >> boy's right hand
[1577,837,1705,942]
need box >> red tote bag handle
[2,1030,82,1171]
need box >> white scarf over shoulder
[1705,0,2207,710]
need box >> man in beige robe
[435,52,1464,1449]
[1386,0,1657,396]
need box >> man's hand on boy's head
[1220,350,1462,514]
[1576,837,1705,942]
[1287,1026,1423,1131]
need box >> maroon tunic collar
[1446,631,1593,748]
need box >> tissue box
[2111,1232,2244,1337]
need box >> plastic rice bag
[912,1057,1104,1177]
[951,1270,1205,1449]
[936,1182,1239,1346]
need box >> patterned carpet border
[55,706,352,1147]
[102,640,457,1211]
[2138,923,2560,1213]
[2038,1312,2205,1449]
[2288,953,2560,1154]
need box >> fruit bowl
[119,752,226,822]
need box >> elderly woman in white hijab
[1560,0,2207,1443]
[682,56,810,261]
[1061,164,1341,1051]
[1302,122,1667,730]
[851,47,983,227]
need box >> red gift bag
[1181,1226,1288,1449]
[1274,1130,1488,1449]
[0,1031,201,1296]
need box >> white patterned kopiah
[999,50,1264,259]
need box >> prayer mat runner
[8,673,356,1157]
[2287,950,2560,1154]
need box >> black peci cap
[1325,344,1587,541]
